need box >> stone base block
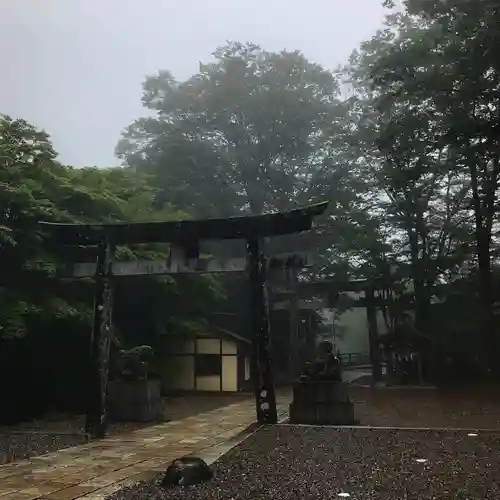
[289,401,357,425]
[107,379,165,422]
[289,380,358,425]
[293,381,350,404]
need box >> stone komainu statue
[290,340,356,425]
[114,345,154,381]
[299,341,342,382]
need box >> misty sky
[1,0,387,167]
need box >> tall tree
[118,41,380,274]
[345,7,476,335]
[343,0,500,374]
[403,0,500,370]
[117,42,352,217]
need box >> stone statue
[113,345,154,382]
[299,341,342,382]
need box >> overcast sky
[0,0,387,167]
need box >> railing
[338,352,371,367]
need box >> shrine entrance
[39,202,328,438]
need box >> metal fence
[338,352,371,367]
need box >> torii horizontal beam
[55,252,314,278]
[38,202,329,245]
[272,299,325,311]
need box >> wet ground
[348,384,500,429]
[0,393,251,465]
[111,425,500,500]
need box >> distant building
[162,328,252,393]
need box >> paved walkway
[342,367,372,384]
[0,395,291,500]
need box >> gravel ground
[0,432,88,465]
[109,425,500,500]
[349,385,500,428]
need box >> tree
[344,7,477,335]
[118,42,385,278]
[406,0,500,371]
[117,42,351,216]
[0,115,83,338]
[341,0,500,376]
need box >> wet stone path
[0,395,291,500]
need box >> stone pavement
[342,367,372,384]
[0,395,291,500]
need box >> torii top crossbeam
[38,202,329,245]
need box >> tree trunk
[288,267,300,381]
[365,285,382,384]
[407,218,438,382]
[407,224,430,333]
[470,155,498,375]
[477,233,495,373]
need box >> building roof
[203,325,251,345]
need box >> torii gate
[274,278,383,382]
[39,202,328,437]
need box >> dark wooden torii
[39,202,328,438]
[273,278,383,383]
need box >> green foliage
[0,114,223,343]
[0,115,82,338]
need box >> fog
[0,0,386,166]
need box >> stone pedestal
[107,379,165,422]
[289,380,357,425]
